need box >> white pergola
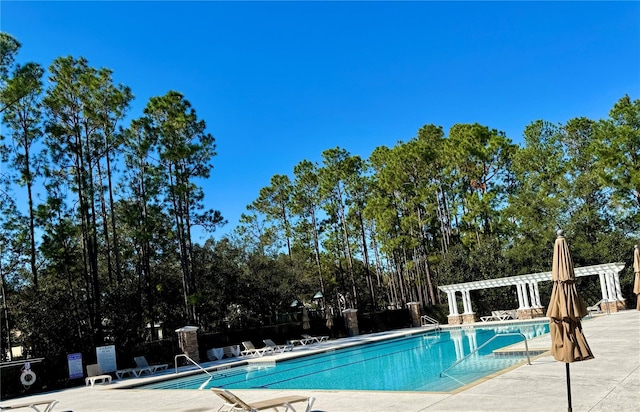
[438,262,626,317]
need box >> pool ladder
[439,332,532,378]
[174,354,213,390]
[420,315,441,331]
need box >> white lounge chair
[587,299,605,313]
[240,341,273,357]
[0,399,59,412]
[212,388,315,412]
[85,363,112,387]
[480,310,515,322]
[263,338,294,353]
[224,345,241,358]
[115,367,137,379]
[134,356,168,375]
[301,334,328,344]
[207,347,225,361]
[287,336,315,346]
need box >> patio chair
[207,347,225,361]
[480,311,513,322]
[587,299,605,313]
[223,345,241,358]
[211,388,315,412]
[0,399,59,412]
[288,336,315,346]
[263,338,294,353]
[115,366,137,379]
[301,334,328,344]
[85,363,112,387]
[134,356,168,376]
[240,341,274,357]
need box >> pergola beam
[438,263,625,293]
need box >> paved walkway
[1,310,638,411]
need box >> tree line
[1,32,638,365]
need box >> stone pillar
[407,302,421,327]
[342,309,359,336]
[175,326,199,363]
[447,314,463,325]
[462,313,477,324]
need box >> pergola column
[445,290,462,325]
[602,270,626,312]
[462,290,471,314]
[516,283,530,309]
[613,271,624,300]
[605,273,616,301]
[527,282,537,307]
[528,281,544,317]
[448,291,458,315]
[532,282,542,308]
[598,273,608,301]
[460,290,476,324]
[516,282,539,320]
[516,284,524,309]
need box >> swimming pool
[139,321,550,392]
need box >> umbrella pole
[566,363,572,412]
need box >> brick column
[342,309,359,336]
[407,302,421,327]
[175,326,200,363]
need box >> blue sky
[3,1,639,242]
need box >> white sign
[96,345,117,373]
[67,353,83,379]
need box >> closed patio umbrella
[634,245,640,310]
[325,306,333,329]
[546,230,594,412]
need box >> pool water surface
[139,322,549,392]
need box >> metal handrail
[0,358,45,369]
[420,315,440,330]
[174,354,212,378]
[439,332,531,378]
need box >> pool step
[493,348,549,357]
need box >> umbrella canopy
[546,230,594,363]
[302,307,311,330]
[634,245,640,310]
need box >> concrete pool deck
[1,309,638,411]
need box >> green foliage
[0,33,638,400]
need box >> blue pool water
[139,322,549,392]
